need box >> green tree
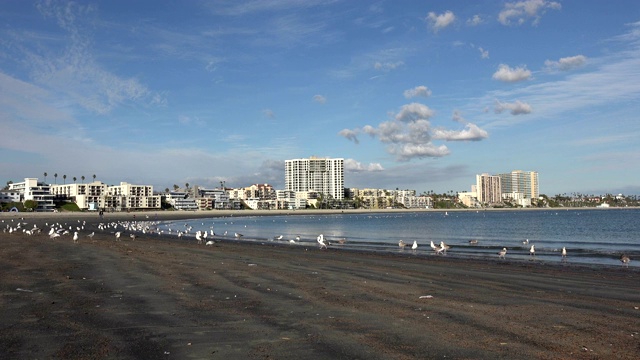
[81,176,85,183]
[173,184,179,191]
[63,175,67,184]
[24,200,38,212]
[73,176,77,184]
[54,173,58,184]
[44,172,48,183]
[92,174,96,182]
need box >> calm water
[161,208,640,267]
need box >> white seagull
[620,254,630,267]
[561,247,567,261]
[439,241,450,254]
[317,234,328,249]
[234,232,243,238]
[498,248,507,259]
[73,231,79,243]
[529,244,535,259]
[398,240,407,250]
[411,240,418,252]
[115,231,121,241]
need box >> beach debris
[419,295,434,299]
[248,263,257,266]
[16,288,33,292]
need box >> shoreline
[1,214,639,358]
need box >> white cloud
[403,86,432,99]
[262,109,275,118]
[544,55,587,71]
[344,159,384,172]
[313,94,327,104]
[479,47,489,59]
[340,102,487,161]
[338,129,359,144]
[494,100,533,115]
[374,61,405,71]
[467,15,484,26]
[426,10,456,33]
[492,64,532,82]
[395,103,435,122]
[498,0,561,26]
[432,123,489,141]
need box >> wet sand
[1,212,639,359]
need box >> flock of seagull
[1,217,633,267]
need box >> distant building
[8,178,55,211]
[50,181,108,210]
[285,157,344,201]
[496,170,539,199]
[103,182,161,211]
[165,191,198,211]
[476,173,502,205]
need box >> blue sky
[1,0,639,196]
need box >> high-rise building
[285,157,344,200]
[497,170,539,199]
[476,173,502,205]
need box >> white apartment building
[50,181,108,210]
[496,170,539,199]
[8,178,55,211]
[285,157,344,201]
[104,182,161,211]
[476,173,502,205]
[165,191,198,211]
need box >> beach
[1,211,639,359]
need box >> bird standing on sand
[412,240,418,253]
[317,234,328,249]
[87,232,95,240]
[234,232,243,238]
[115,232,121,241]
[73,231,79,244]
[561,247,567,261]
[439,241,450,254]
[398,240,407,250]
[498,247,507,259]
[529,244,535,259]
[620,254,630,267]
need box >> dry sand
[1,211,639,359]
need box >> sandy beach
[1,211,639,359]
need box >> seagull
[469,239,478,245]
[234,232,243,238]
[412,240,418,252]
[196,231,203,244]
[529,244,535,259]
[130,234,137,241]
[274,235,284,240]
[620,254,630,267]
[205,240,214,246]
[73,231,79,243]
[115,231,121,241]
[87,232,95,239]
[498,247,507,259]
[522,239,529,245]
[439,241,450,254]
[398,240,407,249]
[317,234,328,249]
[561,247,567,261]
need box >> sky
[1,0,639,196]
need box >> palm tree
[81,176,85,183]
[73,176,77,184]
[92,174,96,182]
[54,173,58,184]
[185,183,190,190]
[63,175,67,184]
[44,172,48,183]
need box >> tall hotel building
[497,170,539,199]
[285,157,344,200]
[475,173,502,204]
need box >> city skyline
[1,1,639,196]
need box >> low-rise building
[8,178,55,212]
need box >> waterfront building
[496,170,539,199]
[8,178,55,212]
[476,173,502,205]
[165,191,198,211]
[50,181,108,210]
[285,157,344,201]
[104,182,161,211]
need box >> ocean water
[161,208,640,267]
